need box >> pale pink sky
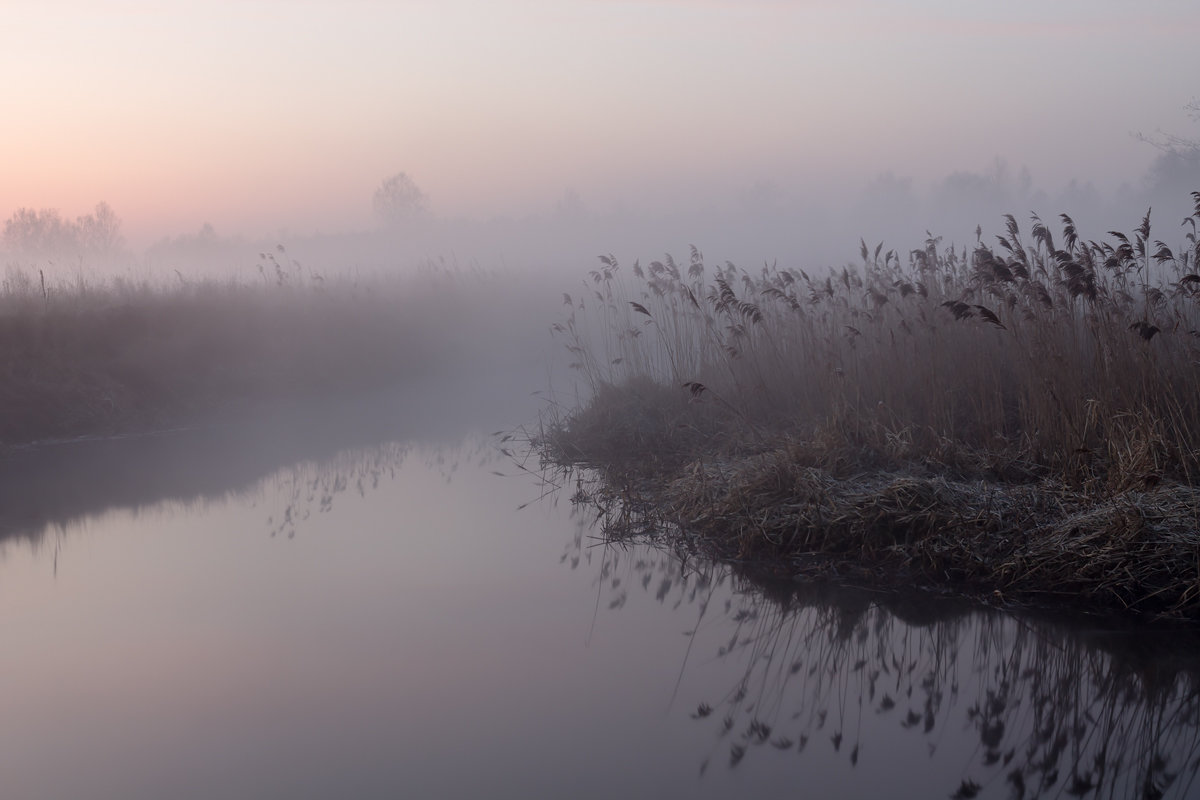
[1,0,1197,246]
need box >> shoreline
[540,424,1200,623]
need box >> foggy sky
[1,0,1198,259]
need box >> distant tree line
[2,202,125,258]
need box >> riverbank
[541,416,1200,618]
[538,197,1200,621]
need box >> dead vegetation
[540,193,1200,619]
[0,253,550,448]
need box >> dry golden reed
[552,193,1200,490]
[543,193,1200,618]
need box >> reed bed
[0,255,551,448]
[541,193,1200,619]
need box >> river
[0,388,1197,799]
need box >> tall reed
[0,256,555,446]
[552,193,1200,489]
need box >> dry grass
[0,254,552,447]
[655,444,1200,616]
[541,193,1200,618]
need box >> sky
[1,0,1198,250]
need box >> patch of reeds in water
[541,192,1200,618]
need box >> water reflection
[0,434,588,800]
[257,439,502,541]
[0,381,524,546]
[6,422,1199,799]
[563,488,1200,799]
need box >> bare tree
[1136,98,1200,201]
[2,208,76,255]
[373,172,429,227]
[1138,97,1200,152]
[2,201,125,258]
[75,201,125,255]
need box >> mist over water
[11,163,1197,283]
[2,416,1199,799]
[8,152,1197,314]
[3,3,1199,797]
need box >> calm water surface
[1,398,1198,799]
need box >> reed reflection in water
[0,436,588,800]
[563,496,1200,800]
[3,430,1198,799]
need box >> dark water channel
[2,390,1199,799]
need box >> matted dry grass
[660,442,1200,617]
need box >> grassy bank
[540,193,1200,619]
[0,255,552,449]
